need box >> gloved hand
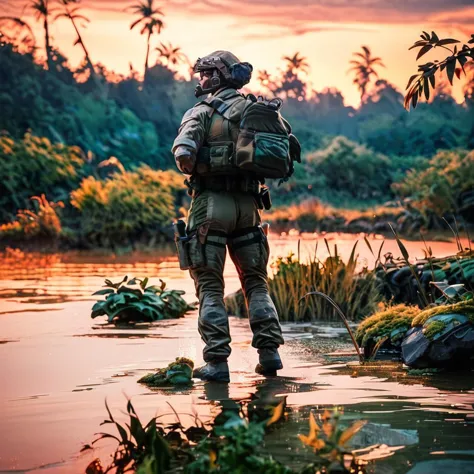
[174,146,196,174]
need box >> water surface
[1,233,473,473]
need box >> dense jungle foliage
[1,28,473,246]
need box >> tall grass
[226,240,383,322]
[270,240,382,322]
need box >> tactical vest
[195,92,247,176]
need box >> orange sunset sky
[3,0,474,106]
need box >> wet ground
[1,233,473,474]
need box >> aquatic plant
[84,399,172,474]
[298,408,367,474]
[86,397,372,474]
[187,403,290,474]
[138,357,194,387]
[91,276,194,324]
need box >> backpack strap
[200,93,244,121]
[202,97,233,115]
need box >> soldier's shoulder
[180,103,213,124]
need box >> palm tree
[128,0,164,83]
[155,41,187,68]
[29,0,56,70]
[282,52,310,76]
[348,45,385,102]
[54,1,97,84]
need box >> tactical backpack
[197,94,300,179]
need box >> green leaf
[446,58,456,84]
[91,301,107,318]
[429,73,436,88]
[93,289,115,296]
[412,89,418,108]
[436,38,460,46]
[430,31,439,42]
[406,74,419,90]
[423,77,430,101]
[417,44,433,60]
[140,277,149,290]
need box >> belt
[188,175,261,194]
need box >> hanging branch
[404,31,474,110]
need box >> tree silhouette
[257,69,277,93]
[28,0,56,70]
[0,16,36,53]
[282,52,310,76]
[128,0,164,83]
[348,45,385,102]
[54,1,97,85]
[155,41,187,69]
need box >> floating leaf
[267,400,285,426]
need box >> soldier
[172,50,299,382]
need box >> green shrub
[393,149,474,223]
[91,276,194,323]
[71,166,184,246]
[0,194,64,241]
[0,133,84,221]
[305,136,392,201]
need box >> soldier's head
[193,50,253,97]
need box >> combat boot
[255,348,283,376]
[193,361,230,382]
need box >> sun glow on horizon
[3,0,472,106]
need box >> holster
[174,220,206,271]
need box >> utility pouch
[186,233,206,269]
[260,187,272,210]
[175,237,191,271]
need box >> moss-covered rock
[412,301,474,327]
[138,357,194,387]
[355,304,419,348]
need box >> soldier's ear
[229,62,253,86]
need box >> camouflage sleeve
[172,105,211,155]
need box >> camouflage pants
[187,190,284,362]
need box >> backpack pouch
[235,129,255,169]
[253,132,290,178]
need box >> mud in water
[0,234,473,473]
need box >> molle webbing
[190,175,261,193]
[206,229,227,248]
[205,226,263,249]
[228,226,263,250]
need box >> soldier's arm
[172,105,211,174]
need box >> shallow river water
[0,233,473,474]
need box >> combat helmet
[193,50,253,97]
